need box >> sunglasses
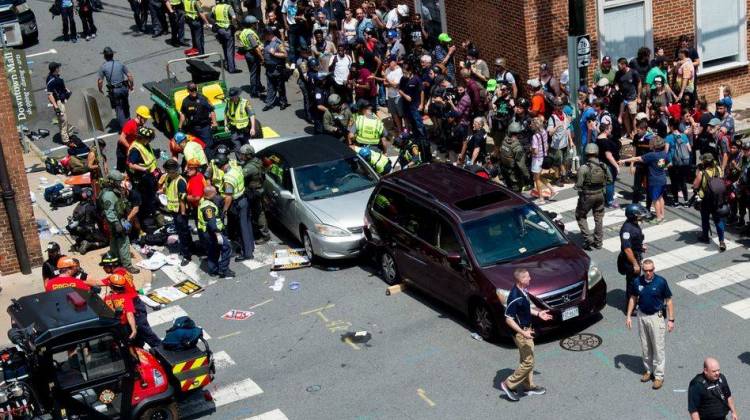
[643,268,655,273]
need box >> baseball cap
[437,33,452,43]
[527,79,541,88]
[495,58,506,67]
[397,4,408,16]
[708,118,722,127]
[486,79,497,92]
[601,55,611,64]
[635,112,648,121]
[596,78,610,87]
[652,136,666,149]
[228,87,241,97]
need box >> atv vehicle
[0,0,38,46]
[4,288,214,419]
[145,52,264,142]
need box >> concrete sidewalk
[0,149,152,346]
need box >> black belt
[582,189,603,194]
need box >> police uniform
[242,156,271,241]
[323,106,353,139]
[237,25,264,96]
[631,273,672,382]
[688,373,733,420]
[263,34,289,109]
[163,173,193,261]
[575,157,612,249]
[127,139,159,219]
[184,0,205,54]
[618,220,644,297]
[180,93,215,149]
[357,147,391,175]
[99,181,135,270]
[46,70,74,144]
[98,58,131,128]
[148,0,168,35]
[226,96,257,147]
[212,2,237,72]
[498,135,529,192]
[310,75,328,134]
[168,0,186,46]
[351,114,386,150]
[224,164,255,259]
[198,197,232,275]
[397,139,423,169]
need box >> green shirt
[645,67,668,90]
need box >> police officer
[99,170,140,274]
[97,47,134,130]
[688,357,738,420]
[179,82,217,151]
[575,143,612,250]
[225,87,259,150]
[148,0,169,37]
[625,259,675,390]
[183,0,209,54]
[42,242,63,282]
[498,122,529,192]
[176,131,208,169]
[356,146,392,175]
[127,127,159,221]
[46,62,74,144]
[619,203,648,300]
[323,94,353,140]
[237,144,271,243]
[205,148,232,193]
[237,15,265,97]
[221,156,255,261]
[160,159,193,266]
[309,70,329,134]
[394,131,423,169]
[198,186,235,278]
[211,0,240,73]
[262,27,290,112]
[166,0,188,47]
[349,100,388,152]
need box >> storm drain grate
[560,333,602,351]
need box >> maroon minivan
[363,163,607,340]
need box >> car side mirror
[279,190,295,200]
[446,252,463,267]
[554,219,565,232]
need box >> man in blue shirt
[619,136,669,223]
[625,259,675,390]
[579,93,596,148]
[499,268,552,402]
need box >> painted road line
[147,305,188,326]
[217,331,242,340]
[601,218,700,252]
[416,388,436,407]
[723,298,750,319]
[244,409,289,420]
[181,378,264,417]
[677,262,750,295]
[300,304,335,315]
[649,239,740,272]
[563,208,626,233]
[248,298,274,310]
[212,351,236,370]
[540,196,579,214]
[26,49,57,58]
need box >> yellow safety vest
[238,28,260,49]
[170,0,181,7]
[227,98,250,129]
[165,175,186,213]
[368,150,390,174]
[184,140,207,165]
[183,0,197,20]
[355,115,383,145]
[128,141,157,172]
[223,165,245,200]
[213,4,231,29]
[210,161,225,193]
[197,198,223,232]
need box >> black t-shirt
[42,256,61,280]
[628,58,651,83]
[180,95,214,127]
[597,135,620,177]
[616,68,640,101]
[400,74,422,108]
[465,129,487,162]
[688,373,731,419]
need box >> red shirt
[45,276,91,292]
[121,119,139,146]
[99,267,137,295]
[104,292,135,324]
[355,68,377,98]
[186,173,207,208]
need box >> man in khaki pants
[626,259,675,390]
[46,62,75,143]
[500,268,552,402]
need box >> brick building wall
[0,60,43,275]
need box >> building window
[696,0,747,74]
[597,0,653,61]
[414,0,446,41]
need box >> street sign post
[576,34,591,87]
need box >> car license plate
[562,306,579,321]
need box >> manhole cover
[685,273,699,280]
[306,385,321,393]
[560,333,602,351]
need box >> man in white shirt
[385,4,408,31]
[330,44,353,103]
[384,56,404,132]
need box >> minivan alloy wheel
[381,252,398,285]
[474,303,495,340]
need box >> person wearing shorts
[616,57,641,139]
[619,136,668,224]
[384,57,404,133]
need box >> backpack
[586,162,608,188]
[162,316,203,351]
[672,134,691,166]
[703,170,727,210]
[45,157,64,175]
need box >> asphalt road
[16,2,750,418]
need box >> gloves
[121,219,132,233]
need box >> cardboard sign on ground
[272,248,311,271]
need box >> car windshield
[294,156,378,201]
[462,204,567,267]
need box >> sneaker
[640,371,652,382]
[524,386,547,396]
[652,379,663,390]
[500,381,519,402]
[533,198,546,205]
[85,35,91,41]
[220,270,236,279]
[719,241,727,252]
[697,235,710,244]
[180,258,190,267]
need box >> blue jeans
[201,231,231,274]
[605,182,615,206]
[286,24,307,63]
[407,106,425,138]
[700,203,725,241]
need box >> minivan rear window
[453,191,510,211]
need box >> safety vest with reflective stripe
[169,0,181,7]
[223,165,246,199]
[227,98,250,129]
[238,28,260,49]
[128,141,157,172]
[183,0,197,20]
[213,4,231,29]
[355,115,383,145]
[184,140,207,165]
[368,150,390,174]
[165,175,186,213]
[197,198,223,232]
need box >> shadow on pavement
[607,289,627,313]
[614,354,644,374]
[738,351,750,365]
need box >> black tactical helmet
[625,203,648,222]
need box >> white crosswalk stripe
[244,409,290,420]
[677,262,750,295]
[723,298,750,319]
[564,208,626,233]
[540,196,579,214]
[601,218,700,252]
[648,239,739,272]
[180,378,264,417]
[146,305,188,326]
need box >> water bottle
[470,332,483,341]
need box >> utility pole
[567,0,587,158]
